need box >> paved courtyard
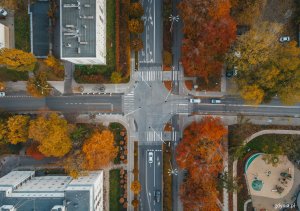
[245,154,300,210]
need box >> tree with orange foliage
[178,0,236,82]
[26,144,45,160]
[180,177,220,211]
[176,116,227,180]
[82,130,118,170]
[130,180,141,194]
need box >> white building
[0,171,103,211]
[0,23,9,49]
[60,0,106,65]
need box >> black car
[226,66,238,78]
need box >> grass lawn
[0,67,29,81]
[14,1,30,52]
[109,169,126,211]
[163,142,172,211]
[109,122,126,164]
[74,0,116,83]
[246,134,300,153]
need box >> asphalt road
[140,0,162,64]
[139,145,162,211]
[0,95,123,113]
[192,96,300,117]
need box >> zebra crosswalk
[138,70,163,81]
[122,91,135,114]
[144,131,179,142]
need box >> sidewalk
[67,59,136,95]
[76,114,137,211]
[179,65,227,97]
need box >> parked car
[189,98,201,103]
[0,8,8,17]
[226,66,238,78]
[279,36,290,43]
[211,98,221,104]
[148,151,153,164]
[0,92,5,97]
[155,190,161,203]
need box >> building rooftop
[60,0,97,58]
[0,171,103,211]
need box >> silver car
[279,36,290,43]
[148,151,153,164]
[0,8,7,17]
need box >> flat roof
[30,1,50,57]
[60,0,97,58]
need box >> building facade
[0,23,9,49]
[60,0,106,65]
[0,171,103,211]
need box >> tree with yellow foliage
[0,120,7,141]
[27,70,52,97]
[240,85,264,105]
[29,113,72,157]
[82,130,118,170]
[0,48,37,71]
[130,180,141,194]
[7,115,30,144]
[0,82,5,91]
[43,55,64,78]
[63,150,86,179]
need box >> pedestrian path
[122,91,135,114]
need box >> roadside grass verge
[0,67,29,81]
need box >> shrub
[163,51,172,66]
[131,37,144,51]
[110,72,122,83]
[128,19,144,34]
[129,2,144,18]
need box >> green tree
[70,125,90,148]
[129,2,144,18]
[7,115,30,144]
[217,171,241,193]
[0,48,37,71]
[128,19,144,34]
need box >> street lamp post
[168,160,178,176]
[36,84,53,95]
[169,14,179,33]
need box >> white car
[279,36,290,43]
[0,92,5,97]
[189,98,201,103]
[0,8,7,17]
[211,99,221,104]
[148,151,153,164]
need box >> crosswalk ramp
[171,103,190,114]
[144,131,179,142]
[172,70,179,81]
[138,70,163,81]
[123,91,135,114]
